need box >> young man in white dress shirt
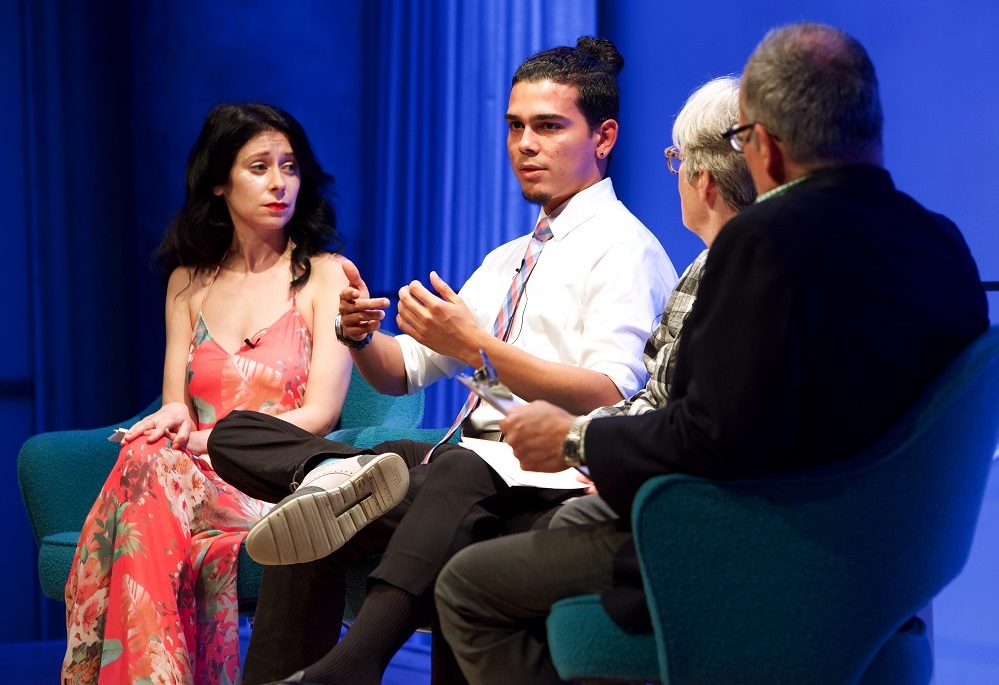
[208,36,677,685]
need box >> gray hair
[673,76,755,212]
[742,22,883,167]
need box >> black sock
[302,582,431,685]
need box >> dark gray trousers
[207,410,576,684]
[434,521,632,685]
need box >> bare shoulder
[308,252,350,289]
[165,266,210,305]
[164,266,209,327]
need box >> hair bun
[576,36,624,75]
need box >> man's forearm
[478,336,623,414]
[350,332,408,396]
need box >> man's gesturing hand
[339,258,390,341]
[397,271,486,363]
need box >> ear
[213,186,225,197]
[755,128,786,184]
[697,168,717,207]
[595,119,618,159]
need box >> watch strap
[335,314,373,350]
[563,415,592,467]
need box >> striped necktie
[427,217,555,458]
[492,217,554,341]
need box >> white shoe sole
[246,453,409,565]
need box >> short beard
[521,190,551,207]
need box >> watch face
[562,417,590,468]
[563,431,581,467]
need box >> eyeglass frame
[721,122,780,153]
[664,145,682,174]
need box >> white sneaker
[246,453,409,565]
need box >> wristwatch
[562,416,591,468]
[335,314,373,350]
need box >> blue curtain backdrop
[362,0,596,427]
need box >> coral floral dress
[63,298,312,685]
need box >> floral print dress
[63,302,312,685]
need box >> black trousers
[207,411,577,684]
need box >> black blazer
[586,165,988,631]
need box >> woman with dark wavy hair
[62,103,353,685]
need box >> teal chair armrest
[17,398,161,602]
[36,532,83,601]
[547,593,658,683]
[17,399,161,550]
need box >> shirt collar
[537,177,617,241]
[754,175,810,204]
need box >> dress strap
[196,254,228,320]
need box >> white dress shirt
[397,177,678,430]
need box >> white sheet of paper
[459,437,587,490]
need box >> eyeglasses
[721,123,757,152]
[664,146,682,174]
[721,122,780,153]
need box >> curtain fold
[362,0,596,427]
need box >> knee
[116,438,167,471]
[214,409,270,432]
[112,440,199,501]
[549,495,618,529]
[432,447,492,480]
[207,411,272,453]
[548,505,576,529]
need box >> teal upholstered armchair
[547,325,999,684]
[17,366,430,613]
